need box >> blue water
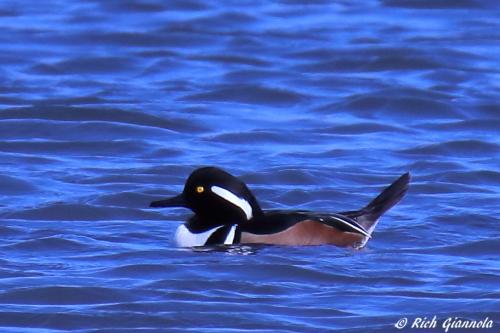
[0,1,499,332]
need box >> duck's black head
[150,167,263,226]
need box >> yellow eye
[196,186,204,193]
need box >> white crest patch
[211,186,253,220]
[174,224,223,247]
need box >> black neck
[185,215,231,233]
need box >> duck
[150,167,410,249]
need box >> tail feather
[343,172,410,235]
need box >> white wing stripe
[330,215,371,238]
[224,225,237,245]
[211,186,253,220]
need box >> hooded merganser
[150,167,410,249]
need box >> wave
[401,140,500,157]
[3,204,163,221]
[182,84,309,106]
[383,0,491,10]
[0,175,38,195]
[4,236,90,252]
[0,286,135,305]
[0,106,205,133]
[31,56,136,75]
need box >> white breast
[174,224,237,247]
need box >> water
[0,0,499,332]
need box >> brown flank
[240,220,365,247]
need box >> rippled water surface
[0,1,499,332]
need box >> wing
[241,210,370,238]
[313,212,371,238]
